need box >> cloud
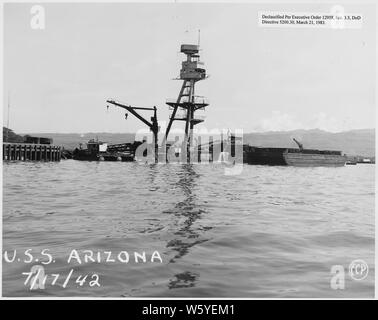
[255,110,303,132]
[312,112,352,132]
[252,111,357,133]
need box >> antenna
[197,29,201,48]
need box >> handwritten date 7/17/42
[22,265,100,290]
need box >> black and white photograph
[1,0,376,302]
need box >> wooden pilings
[3,143,61,162]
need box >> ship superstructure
[165,44,209,161]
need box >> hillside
[21,128,375,157]
[3,127,24,143]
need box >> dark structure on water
[3,128,61,162]
[72,139,137,161]
[3,142,61,161]
[243,138,347,167]
[71,42,348,167]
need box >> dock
[3,143,61,162]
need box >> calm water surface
[2,161,375,297]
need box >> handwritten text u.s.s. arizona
[3,249,164,265]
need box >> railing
[166,97,209,105]
[193,115,206,121]
[169,111,206,121]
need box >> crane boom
[293,138,304,151]
[106,100,155,129]
[106,99,159,163]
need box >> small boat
[73,139,134,162]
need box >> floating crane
[293,138,304,151]
[106,100,159,163]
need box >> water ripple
[2,161,375,297]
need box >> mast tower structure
[165,44,209,162]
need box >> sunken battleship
[71,42,346,167]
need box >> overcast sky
[3,2,376,134]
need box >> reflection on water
[163,165,210,289]
[2,161,375,297]
[169,271,199,289]
[165,165,209,257]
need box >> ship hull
[73,151,134,162]
[243,147,346,167]
[243,147,286,165]
[283,152,346,167]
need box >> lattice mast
[165,44,208,161]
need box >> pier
[3,143,61,161]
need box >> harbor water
[2,161,375,297]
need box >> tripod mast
[165,44,208,162]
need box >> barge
[243,139,347,167]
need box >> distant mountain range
[20,128,375,157]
